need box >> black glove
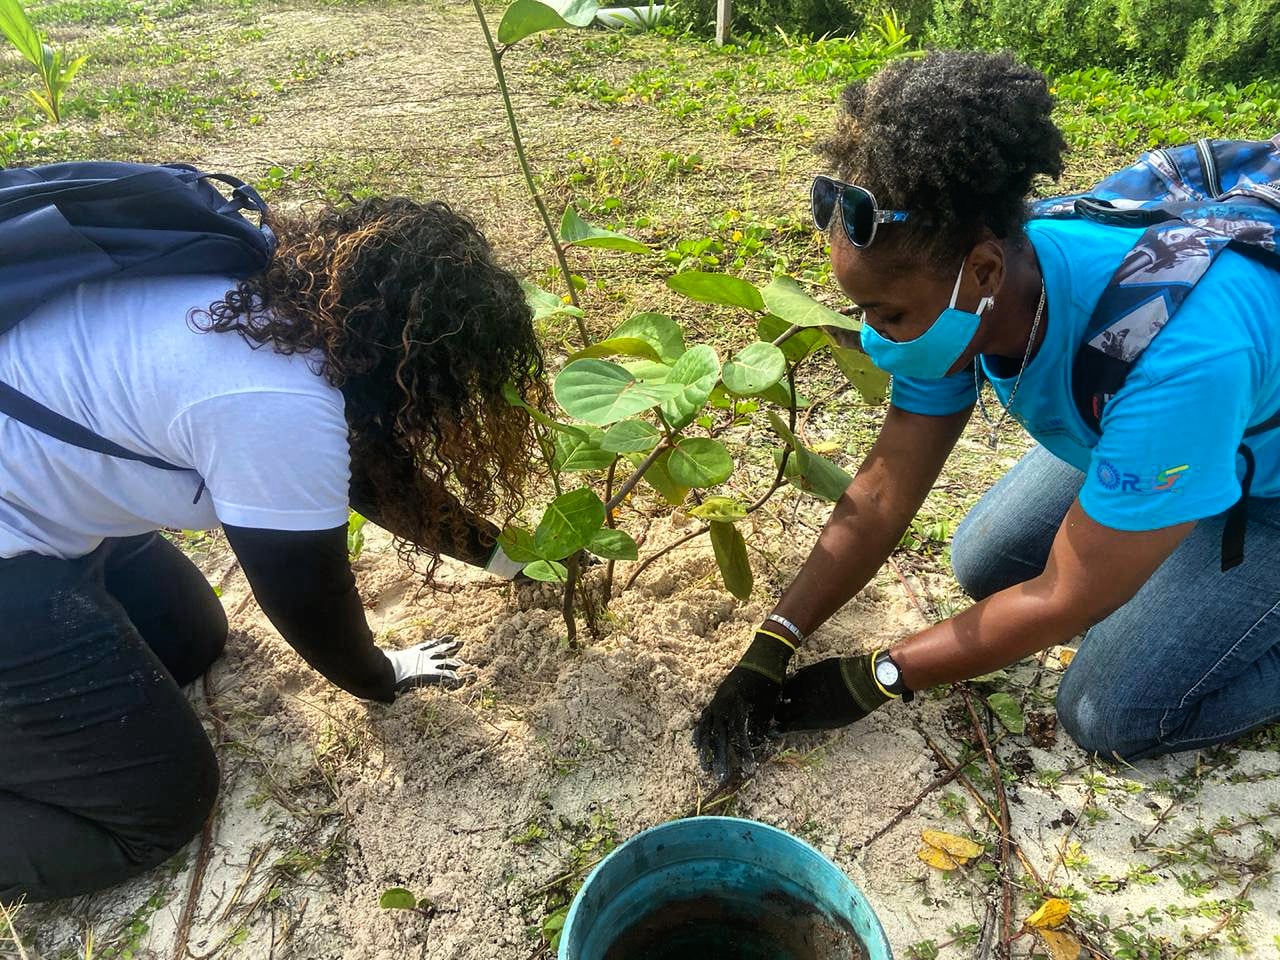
[774,655,896,733]
[693,630,796,787]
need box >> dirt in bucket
[600,887,870,960]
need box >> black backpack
[0,161,274,476]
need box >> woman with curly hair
[697,51,1280,783]
[0,197,543,901]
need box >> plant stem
[605,440,671,512]
[562,552,579,647]
[469,0,589,346]
[603,458,619,598]
[771,323,802,347]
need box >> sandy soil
[14,503,1280,959]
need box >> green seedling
[0,0,87,121]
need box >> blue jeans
[950,446,1280,760]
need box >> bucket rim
[558,815,892,959]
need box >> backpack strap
[0,379,187,472]
[1073,221,1233,434]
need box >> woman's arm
[772,402,973,635]
[892,500,1193,688]
[223,523,397,702]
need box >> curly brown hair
[194,197,546,573]
[818,51,1068,265]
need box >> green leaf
[666,437,733,488]
[773,447,853,503]
[554,359,683,426]
[566,337,660,363]
[766,409,803,453]
[502,381,586,435]
[521,279,583,322]
[722,341,786,396]
[659,344,720,430]
[0,0,46,67]
[523,559,569,582]
[709,521,752,600]
[498,526,540,563]
[767,411,851,502]
[496,0,600,43]
[986,692,1026,735]
[601,418,661,453]
[666,271,766,312]
[346,511,368,560]
[621,358,673,382]
[542,905,570,949]
[757,314,824,363]
[379,888,417,910]
[533,487,606,560]
[559,206,649,254]
[827,337,890,404]
[756,377,809,410]
[588,527,638,561]
[760,275,856,330]
[629,449,689,506]
[553,425,615,472]
[611,313,685,363]
[688,496,747,522]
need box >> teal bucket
[558,817,892,960]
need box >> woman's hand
[774,655,894,732]
[382,635,467,693]
[693,629,795,787]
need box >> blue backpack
[1030,135,1280,569]
[0,161,275,477]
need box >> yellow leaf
[917,844,963,871]
[810,440,840,454]
[921,830,983,860]
[1053,646,1076,668]
[1037,928,1082,960]
[1025,898,1071,929]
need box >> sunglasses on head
[810,175,909,248]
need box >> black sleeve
[223,523,395,703]
[348,461,501,569]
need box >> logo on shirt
[1154,463,1190,490]
[1096,460,1123,490]
[1096,460,1190,495]
[1096,459,1145,492]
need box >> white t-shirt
[0,275,351,559]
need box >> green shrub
[666,0,866,39]
[924,0,1280,84]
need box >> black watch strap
[872,650,915,703]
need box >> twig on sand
[962,690,1015,960]
[174,673,228,960]
[854,762,970,852]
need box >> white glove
[382,636,466,693]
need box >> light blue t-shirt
[891,218,1280,531]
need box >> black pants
[0,533,226,903]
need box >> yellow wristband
[757,628,797,652]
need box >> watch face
[874,657,900,688]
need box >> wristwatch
[872,650,914,702]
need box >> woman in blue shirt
[695,50,1280,783]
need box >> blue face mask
[859,263,993,379]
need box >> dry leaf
[1037,928,1082,960]
[1052,646,1076,668]
[917,844,963,870]
[921,830,983,859]
[1025,898,1071,929]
